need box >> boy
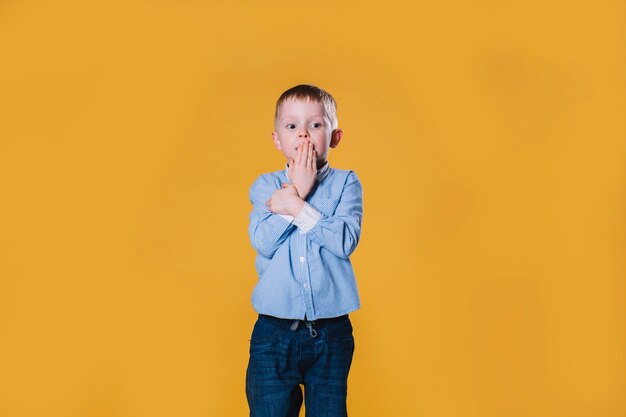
[246,84,363,417]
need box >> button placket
[298,229,315,319]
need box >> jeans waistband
[258,313,349,337]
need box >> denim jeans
[245,313,355,417]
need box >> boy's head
[272,84,343,169]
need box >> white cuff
[278,214,295,222]
[293,202,321,233]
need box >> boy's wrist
[291,182,313,201]
[288,196,305,218]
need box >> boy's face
[272,98,342,169]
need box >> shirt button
[303,283,308,288]
[299,256,305,262]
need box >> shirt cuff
[278,213,295,222]
[293,202,322,233]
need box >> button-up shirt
[248,161,363,320]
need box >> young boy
[246,84,363,417]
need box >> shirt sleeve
[248,175,295,258]
[292,202,322,233]
[300,171,363,259]
[278,214,295,222]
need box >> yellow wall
[1,1,624,416]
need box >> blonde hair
[274,84,338,131]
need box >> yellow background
[1,0,624,416]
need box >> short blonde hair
[274,84,338,131]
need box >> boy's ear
[330,129,343,148]
[272,131,282,150]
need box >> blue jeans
[245,313,355,417]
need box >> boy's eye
[311,122,322,128]
[286,124,296,129]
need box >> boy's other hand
[288,140,317,200]
[266,183,305,217]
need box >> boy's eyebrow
[280,114,326,122]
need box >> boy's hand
[266,183,305,217]
[288,140,317,200]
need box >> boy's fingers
[304,142,310,166]
[301,141,310,164]
[295,142,303,165]
[300,142,307,164]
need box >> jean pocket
[320,318,354,343]
[249,319,282,344]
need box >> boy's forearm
[249,176,298,258]
[249,191,307,257]
[304,214,361,258]
[249,212,294,258]
[292,183,312,202]
[293,171,363,258]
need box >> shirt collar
[285,160,331,183]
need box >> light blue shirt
[248,161,363,320]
